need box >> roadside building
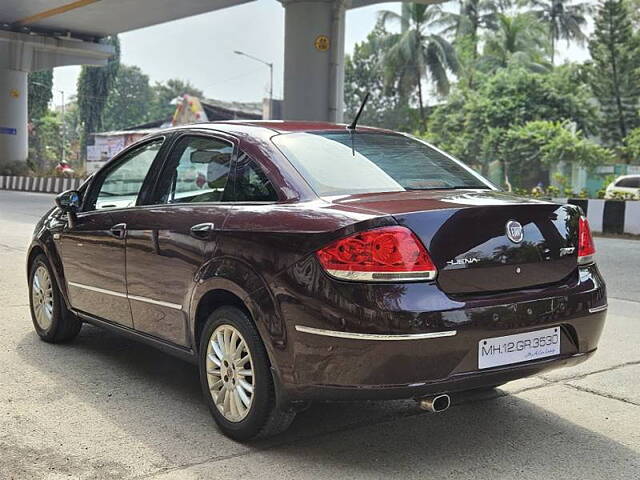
[86,97,275,174]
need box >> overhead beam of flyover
[0,0,445,166]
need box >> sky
[50,0,590,106]
[51,0,401,104]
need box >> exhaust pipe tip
[419,394,450,413]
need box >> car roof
[159,120,394,135]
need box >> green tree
[344,25,412,130]
[524,0,592,64]
[60,99,83,166]
[378,3,459,129]
[149,79,204,123]
[630,0,640,27]
[27,70,54,170]
[28,111,63,173]
[623,127,640,163]
[588,0,640,152]
[441,0,511,54]
[480,13,551,73]
[426,66,597,177]
[77,35,120,159]
[433,1,512,89]
[28,70,53,122]
[495,120,614,188]
[102,65,153,131]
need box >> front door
[56,138,165,327]
[121,133,236,345]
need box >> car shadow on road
[17,324,639,479]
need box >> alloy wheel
[32,265,54,330]
[206,324,255,422]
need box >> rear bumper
[286,348,597,402]
[276,264,607,402]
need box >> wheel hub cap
[31,265,53,330]
[206,324,255,422]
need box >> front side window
[157,136,233,204]
[92,138,163,210]
[272,132,492,196]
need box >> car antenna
[348,92,369,131]
[347,92,369,156]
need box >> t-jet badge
[506,220,524,244]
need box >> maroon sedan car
[27,121,607,440]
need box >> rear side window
[272,132,490,196]
[230,152,278,202]
[156,135,233,204]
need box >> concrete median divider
[0,175,84,194]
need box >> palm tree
[439,0,512,58]
[480,12,551,72]
[435,0,511,88]
[524,0,592,64]
[378,3,459,128]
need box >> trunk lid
[329,190,581,294]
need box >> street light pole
[234,50,274,119]
[59,89,65,163]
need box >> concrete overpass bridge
[1,0,441,165]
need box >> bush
[495,121,615,189]
[0,161,32,176]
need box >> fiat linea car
[27,121,607,441]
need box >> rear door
[56,137,165,326]
[116,132,237,346]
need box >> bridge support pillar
[281,0,346,122]
[0,69,28,167]
[0,30,114,168]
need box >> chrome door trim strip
[128,294,182,310]
[294,325,457,341]
[67,281,182,310]
[68,281,127,299]
[588,304,608,313]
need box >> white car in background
[605,175,640,199]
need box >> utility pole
[60,90,65,163]
[234,50,274,119]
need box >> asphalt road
[0,190,638,480]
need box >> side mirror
[55,190,81,213]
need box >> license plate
[478,327,561,369]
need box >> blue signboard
[0,127,17,135]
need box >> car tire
[29,254,82,343]
[198,306,295,441]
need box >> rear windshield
[272,132,491,196]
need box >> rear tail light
[316,226,437,282]
[578,216,596,265]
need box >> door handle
[190,222,215,239]
[109,223,127,240]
